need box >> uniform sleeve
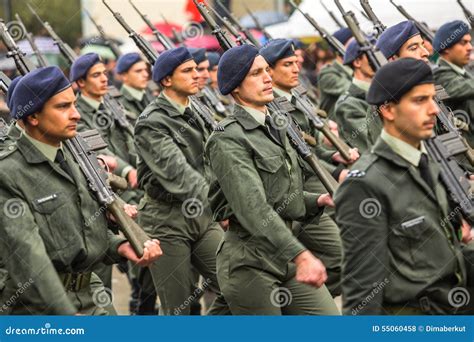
[206,132,306,265]
[102,230,128,265]
[134,124,209,203]
[434,67,474,101]
[318,70,350,96]
[0,187,77,315]
[335,99,370,153]
[334,176,389,315]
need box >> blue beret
[376,21,420,59]
[116,52,143,74]
[367,58,433,105]
[207,52,221,69]
[218,45,259,96]
[260,38,296,66]
[433,20,470,52]
[291,39,304,50]
[7,76,22,110]
[152,46,193,83]
[343,39,364,65]
[188,48,208,65]
[333,28,353,45]
[10,66,71,120]
[70,52,102,82]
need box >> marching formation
[0,0,473,316]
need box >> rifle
[456,0,474,30]
[319,0,345,29]
[202,85,229,117]
[15,13,48,67]
[160,13,186,46]
[27,3,78,65]
[83,8,122,59]
[215,0,261,47]
[106,0,218,131]
[359,0,386,37]
[243,2,273,40]
[0,72,11,94]
[2,42,149,257]
[291,85,352,162]
[0,19,36,75]
[334,0,387,71]
[268,97,339,195]
[289,0,346,57]
[102,0,160,63]
[388,0,434,43]
[207,4,249,46]
[193,0,236,50]
[28,4,134,134]
[127,0,175,50]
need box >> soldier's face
[164,60,199,96]
[382,84,438,146]
[270,55,300,92]
[294,49,304,69]
[209,65,218,87]
[443,34,472,67]
[355,54,375,79]
[80,63,108,97]
[26,87,80,145]
[233,56,274,107]
[196,60,210,90]
[398,34,430,63]
[122,61,149,90]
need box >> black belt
[58,272,92,292]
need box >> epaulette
[0,142,17,160]
[346,153,379,179]
[346,169,366,178]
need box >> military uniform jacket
[334,137,467,315]
[205,105,324,270]
[0,131,126,314]
[318,61,352,119]
[433,59,474,147]
[134,93,211,205]
[119,85,153,127]
[334,83,371,153]
[75,93,136,175]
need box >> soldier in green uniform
[333,39,374,154]
[318,28,353,119]
[433,20,474,147]
[260,38,360,296]
[115,52,154,126]
[367,21,431,146]
[70,53,138,192]
[206,44,340,315]
[335,58,473,315]
[134,47,228,315]
[0,66,161,315]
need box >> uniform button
[8,146,14,150]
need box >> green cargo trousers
[138,196,229,315]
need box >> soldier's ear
[25,113,40,127]
[379,102,396,122]
[161,76,172,88]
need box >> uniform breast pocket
[30,192,76,250]
[254,155,284,201]
[393,216,429,241]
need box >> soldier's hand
[331,148,359,165]
[127,169,138,189]
[123,203,137,219]
[461,219,473,243]
[219,219,229,231]
[294,250,327,288]
[118,239,163,267]
[97,154,118,172]
[317,193,335,207]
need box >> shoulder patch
[346,153,379,179]
[346,169,365,178]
